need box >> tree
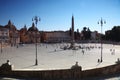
[74,29,80,40]
[105,26,120,42]
[86,28,91,40]
[81,27,91,40]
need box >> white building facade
[43,31,71,43]
[0,26,9,44]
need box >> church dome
[4,20,17,31]
[20,25,27,32]
[28,23,38,32]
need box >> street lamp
[1,40,2,53]
[1,35,4,53]
[32,16,40,65]
[98,17,106,62]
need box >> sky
[0,0,120,33]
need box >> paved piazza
[0,43,120,70]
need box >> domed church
[20,23,40,43]
[27,23,40,43]
[4,20,20,46]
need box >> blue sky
[0,0,120,33]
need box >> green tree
[81,27,91,40]
[105,26,120,42]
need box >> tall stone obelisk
[70,15,75,48]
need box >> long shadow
[22,65,36,69]
[96,62,102,66]
[48,49,65,53]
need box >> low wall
[0,69,82,80]
[82,64,120,78]
[1,63,120,79]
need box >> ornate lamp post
[1,40,2,53]
[98,17,106,62]
[1,34,4,53]
[32,16,40,65]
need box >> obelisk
[70,15,75,48]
